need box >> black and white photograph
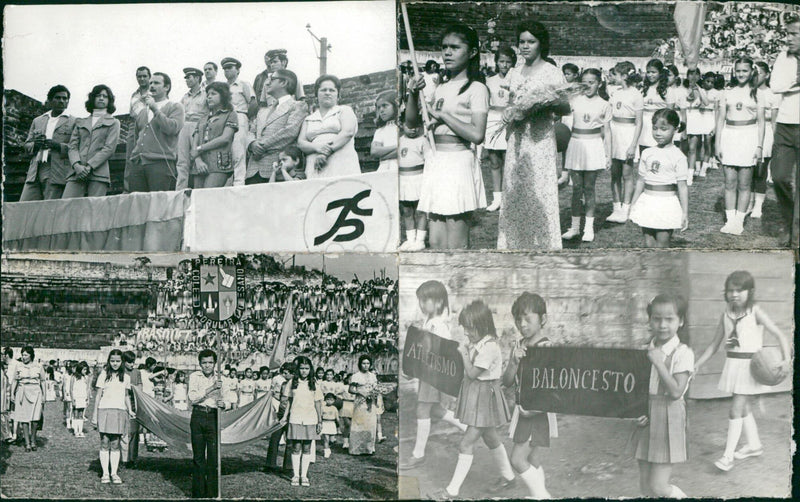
[2,1,399,253]
[0,252,399,499]
[397,1,799,251]
[397,250,793,499]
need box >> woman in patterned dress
[497,21,566,250]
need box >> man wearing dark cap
[222,57,255,186]
[176,67,209,190]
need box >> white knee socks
[519,465,550,498]
[441,410,467,432]
[445,453,473,496]
[406,230,416,243]
[99,449,110,477]
[110,450,120,476]
[723,418,743,459]
[412,418,431,459]
[742,413,762,450]
[301,453,312,478]
[489,444,515,481]
[74,419,83,436]
[291,453,301,478]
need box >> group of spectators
[18,48,383,201]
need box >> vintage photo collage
[1,1,796,500]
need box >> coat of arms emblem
[192,255,245,327]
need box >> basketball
[750,347,786,386]
[555,122,571,153]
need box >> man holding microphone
[188,349,226,499]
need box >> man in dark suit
[21,85,75,200]
[245,69,309,184]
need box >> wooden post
[400,2,437,153]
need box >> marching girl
[639,59,673,156]
[337,373,355,450]
[238,368,256,407]
[400,280,467,470]
[255,366,272,401]
[694,271,790,472]
[632,294,693,498]
[561,68,612,243]
[503,292,557,498]
[433,300,515,499]
[284,355,323,487]
[716,57,765,235]
[171,371,188,411]
[371,90,398,172]
[321,393,340,458]
[405,22,488,249]
[484,45,516,212]
[71,361,91,438]
[629,109,689,247]
[63,361,74,430]
[606,61,643,224]
[698,72,722,174]
[397,120,429,251]
[681,68,710,181]
[666,65,689,153]
[92,349,135,485]
[751,62,779,218]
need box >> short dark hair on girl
[494,45,517,68]
[652,108,681,128]
[458,300,497,338]
[85,84,117,114]
[416,280,449,315]
[724,270,756,309]
[562,62,579,75]
[281,145,304,165]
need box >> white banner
[184,171,398,253]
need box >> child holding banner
[632,294,693,498]
[433,300,515,499]
[502,292,556,498]
[401,280,467,470]
[694,271,791,473]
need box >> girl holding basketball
[694,271,791,472]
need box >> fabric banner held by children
[403,325,464,396]
[133,387,284,456]
[518,347,650,418]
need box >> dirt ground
[398,379,792,499]
[0,397,398,500]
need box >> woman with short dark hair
[10,346,46,451]
[63,84,121,198]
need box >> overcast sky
[3,1,396,116]
[5,253,397,281]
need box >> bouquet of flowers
[490,81,582,144]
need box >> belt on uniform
[193,404,219,413]
[399,164,424,174]
[612,116,636,124]
[489,105,506,112]
[699,109,714,113]
[726,352,754,359]
[725,119,756,126]
[644,183,677,192]
[571,127,602,137]
[434,134,470,151]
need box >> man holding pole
[188,349,225,499]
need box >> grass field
[0,397,398,499]
[448,154,791,250]
[397,380,792,499]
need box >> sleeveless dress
[497,63,565,250]
[303,105,361,179]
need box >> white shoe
[581,229,595,242]
[733,445,763,460]
[398,240,415,251]
[714,455,734,472]
[720,221,734,234]
[606,208,625,223]
[405,240,427,252]
[561,227,580,239]
[486,197,502,212]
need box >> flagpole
[400,1,437,153]
[216,268,223,498]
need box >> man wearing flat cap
[250,49,305,118]
[222,57,255,186]
[176,67,209,190]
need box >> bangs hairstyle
[205,81,233,109]
[280,145,304,166]
[441,22,485,95]
[647,293,689,344]
[85,84,117,114]
[511,292,547,322]
[730,57,758,101]
[104,348,125,382]
[643,59,668,101]
[724,270,756,308]
[494,44,517,69]
[374,90,398,127]
[652,108,681,128]
[458,300,497,338]
[416,280,449,315]
[291,355,316,390]
[683,67,702,88]
[613,61,641,87]
[561,62,579,75]
[516,21,551,60]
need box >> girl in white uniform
[371,90,398,172]
[607,61,643,224]
[484,45,516,212]
[629,109,689,248]
[751,62,780,218]
[562,68,612,242]
[639,59,673,154]
[397,122,430,251]
[681,68,710,180]
[666,65,688,153]
[699,72,722,173]
[405,22,488,249]
[695,271,790,473]
[715,57,765,235]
